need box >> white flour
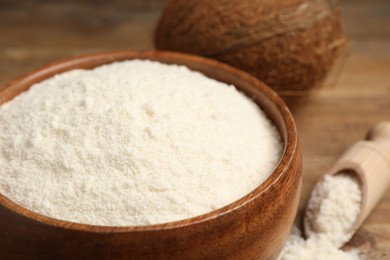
[280,226,360,260]
[0,60,282,226]
[279,173,362,260]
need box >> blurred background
[1,0,389,257]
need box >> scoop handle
[366,121,390,155]
[326,122,390,235]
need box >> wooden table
[1,0,389,258]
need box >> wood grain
[0,0,389,257]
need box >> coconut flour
[279,173,362,260]
[0,60,282,226]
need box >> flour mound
[279,173,362,260]
[0,60,282,226]
[280,226,360,260]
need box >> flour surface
[279,226,360,260]
[0,60,282,226]
[305,173,362,247]
[279,173,362,260]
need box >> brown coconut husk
[155,0,346,97]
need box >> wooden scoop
[304,122,390,240]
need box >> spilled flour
[0,60,282,226]
[280,226,360,260]
[279,173,362,260]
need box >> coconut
[154,0,346,96]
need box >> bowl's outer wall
[0,51,302,260]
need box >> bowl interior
[0,50,297,232]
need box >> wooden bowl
[0,51,302,259]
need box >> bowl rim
[0,50,299,233]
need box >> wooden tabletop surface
[1,0,389,258]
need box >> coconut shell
[155,0,346,96]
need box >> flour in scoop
[0,60,282,226]
[279,173,362,260]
